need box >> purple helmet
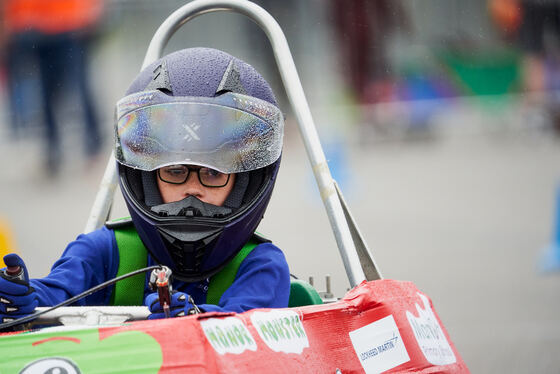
[114,48,283,281]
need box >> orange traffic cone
[0,218,17,267]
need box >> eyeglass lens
[158,165,230,187]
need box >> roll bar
[84,0,381,287]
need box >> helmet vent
[215,59,247,96]
[161,230,219,274]
[145,60,173,94]
[151,196,232,218]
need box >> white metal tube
[84,152,118,233]
[143,0,366,287]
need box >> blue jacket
[30,226,290,313]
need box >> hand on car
[144,290,195,319]
[0,254,38,323]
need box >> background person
[1,0,105,174]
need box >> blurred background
[1,0,559,372]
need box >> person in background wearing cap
[0,48,290,321]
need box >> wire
[188,295,201,314]
[0,265,162,331]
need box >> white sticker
[406,293,456,365]
[201,316,257,355]
[250,310,309,354]
[349,315,410,374]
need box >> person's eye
[205,168,222,177]
[164,166,187,176]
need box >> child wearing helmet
[0,48,290,321]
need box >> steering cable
[0,265,162,331]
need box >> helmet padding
[142,171,163,207]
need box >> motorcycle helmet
[114,48,284,282]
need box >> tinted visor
[115,90,283,173]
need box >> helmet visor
[115,90,283,173]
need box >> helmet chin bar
[150,196,234,280]
[150,195,233,218]
[157,224,222,282]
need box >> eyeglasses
[157,165,231,188]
